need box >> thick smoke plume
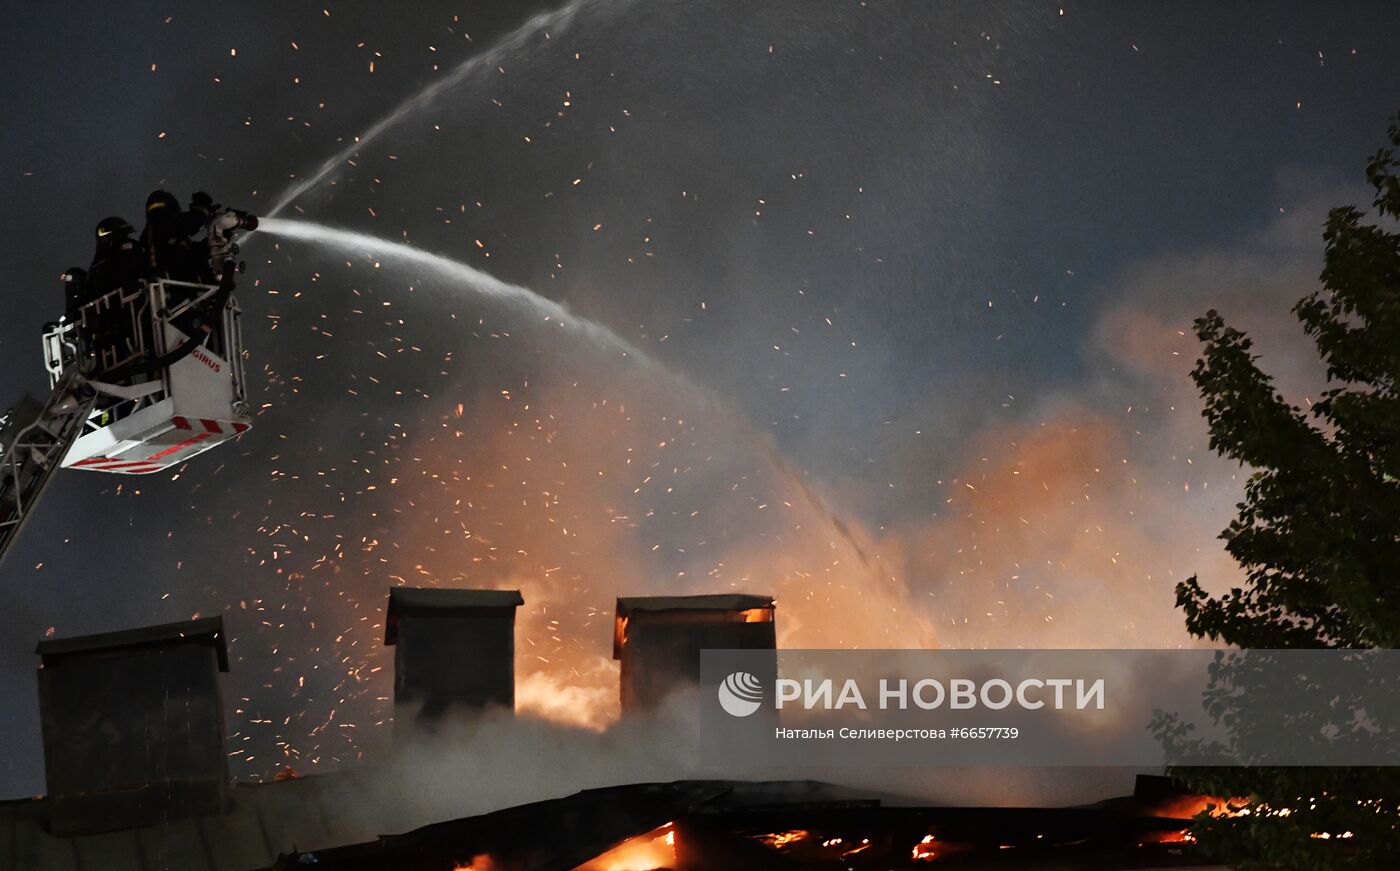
[206,188,1341,813]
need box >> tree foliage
[1171,114,1400,869]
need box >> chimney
[613,594,776,712]
[35,616,231,835]
[385,587,523,723]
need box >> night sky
[2,1,1399,800]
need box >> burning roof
[614,594,775,616]
[613,594,774,659]
[258,777,1230,871]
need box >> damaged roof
[252,777,1227,871]
[613,595,775,657]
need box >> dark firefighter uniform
[182,191,218,282]
[141,190,195,280]
[87,217,141,298]
[85,217,143,371]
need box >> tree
[1166,115,1400,869]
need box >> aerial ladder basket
[1,206,256,567]
[40,273,253,474]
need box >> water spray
[267,0,612,218]
[256,217,882,575]
[254,0,897,628]
[257,217,644,359]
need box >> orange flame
[912,833,939,861]
[1149,794,1246,820]
[572,822,677,871]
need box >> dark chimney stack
[35,616,231,835]
[385,587,523,723]
[613,594,776,712]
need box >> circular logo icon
[718,671,765,717]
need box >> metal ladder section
[0,367,97,570]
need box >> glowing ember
[752,829,884,862]
[1140,828,1196,846]
[839,837,872,857]
[754,829,810,850]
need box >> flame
[1135,793,1248,847]
[573,822,677,871]
[912,833,939,861]
[1148,794,1246,820]
[910,832,976,862]
[754,829,809,849]
[1140,829,1196,845]
[453,856,498,871]
[839,838,872,857]
[754,830,877,861]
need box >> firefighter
[141,189,193,279]
[181,191,218,282]
[86,217,143,371]
[184,190,215,232]
[87,217,141,297]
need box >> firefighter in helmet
[185,190,215,231]
[85,217,143,370]
[141,189,194,280]
[182,191,218,282]
[87,217,140,297]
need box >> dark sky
[2,0,1399,799]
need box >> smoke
[363,360,940,729]
[873,186,1348,649]
[210,181,1351,802]
[250,218,938,729]
[297,688,1137,843]
[52,0,1351,810]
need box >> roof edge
[36,616,229,671]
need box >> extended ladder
[0,368,98,569]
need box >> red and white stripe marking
[172,416,250,435]
[73,418,251,474]
[71,457,164,474]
